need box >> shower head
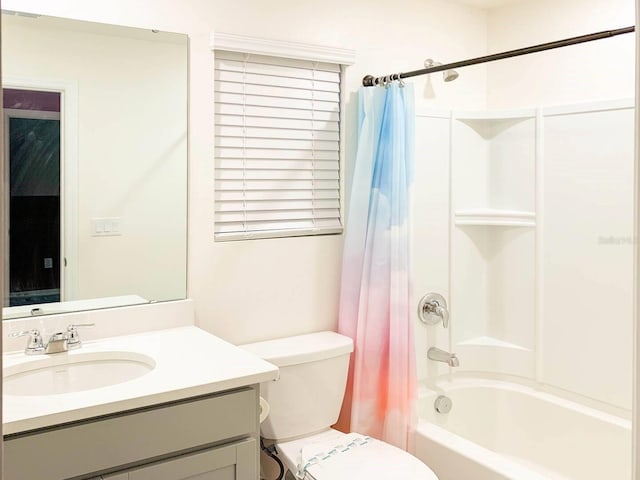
[424,58,459,82]
[443,68,459,82]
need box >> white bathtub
[414,378,631,480]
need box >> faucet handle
[66,323,95,349]
[434,305,449,328]
[9,329,36,337]
[9,329,45,355]
[418,293,450,328]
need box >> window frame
[211,33,355,241]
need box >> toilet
[240,331,439,480]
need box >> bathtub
[414,378,631,480]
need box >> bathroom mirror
[1,12,188,319]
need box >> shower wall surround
[541,102,633,409]
[451,110,537,379]
[416,99,634,414]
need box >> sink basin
[4,351,155,396]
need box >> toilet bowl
[241,331,438,480]
[277,428,436,479]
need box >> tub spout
[428,347,460,367]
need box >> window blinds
[214,50,342,240]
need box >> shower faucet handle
[434,304,450,328]
[418,293,450,328]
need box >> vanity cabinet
[103,439,256,480]
[4,386,259,480]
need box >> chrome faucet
[418,293,450,328]
[428,347,459,367]
[10,323,95,355]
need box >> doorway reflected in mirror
[4,88,61,306]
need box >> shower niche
[450,109,538,378]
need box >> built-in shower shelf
[458,336,530,351]
[455,209,536,227]
[454,108,537,121]
[454,109,537,140]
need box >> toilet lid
[280,431,438,480]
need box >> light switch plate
[91,217,122,236]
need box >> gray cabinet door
[4,388,258,480]
[128,439,257,480]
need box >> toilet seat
[276,429,438,480]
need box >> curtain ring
[398,74,405,87]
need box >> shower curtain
[336,83,416,451]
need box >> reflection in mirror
[5,89,62,306]
[2,12,188,319]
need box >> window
[214,49,344,240]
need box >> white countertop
[3,326,279,435]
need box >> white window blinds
[214,50,343,240]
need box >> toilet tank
[240,331,353,441]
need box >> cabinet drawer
[4,387,258,480]
[128,438,256,480]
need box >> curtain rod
[362,26,635,87]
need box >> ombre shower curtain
[336,83,416,451]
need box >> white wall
[5,0,488,345]
[413,112,453,382]
[486,0,636,409]
[486,0,635,108]
[634,6,639,480]
[440,102,635,413]
[542,104,634,409]
[5,1,634,400]
[434,0,635,413]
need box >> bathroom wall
[413,111,453,382]
[450,0,636,411]
[6,0,632,405]
[542,102,634,409]
[438,102,635,412]
[489,0,636,408]
[412,0,634,389]
[5,0,489,345]
[486,0,635,108]
[635,4,639,478]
